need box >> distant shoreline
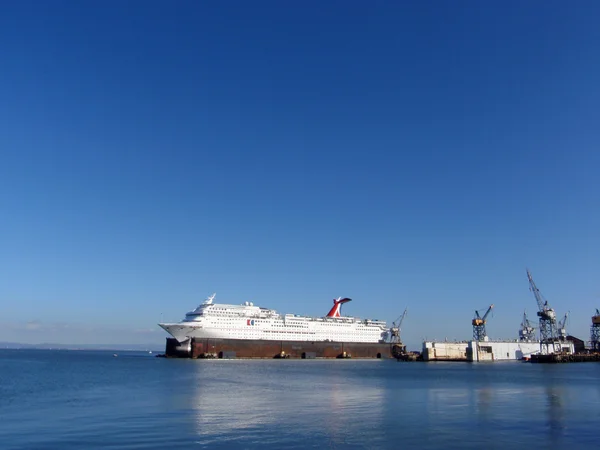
[0,343,161,352]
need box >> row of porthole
[212,319,370,329]
[213,322,380,333]
[211,324,379,332]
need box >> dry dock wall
[422,342,468,361]
[472,342,541,362]
[423,341,575,362]
[165,337,392,359]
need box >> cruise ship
[159,294,388,344]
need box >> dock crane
[390,308,407,344]
[518,310,536,342]
[557,312,569,340]
[526,269,558,350]
[591,309,600,351]
[472,304,494,341]
[389,308,410,360]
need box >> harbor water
[1,349,599,449]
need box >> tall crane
[518,310,536,342]
[526,269,558,345]
[472,304,494,341]
[591,309,600,352]
[557,312,569,340]
[389,308,407,344]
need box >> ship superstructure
[159,294,387,344]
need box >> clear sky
[1,1,599,349]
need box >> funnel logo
[326,297,352,317]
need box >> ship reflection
[188,361,386,444]
[427,388,471,416]
[191,363,277,436]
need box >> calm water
[1,350,599,449]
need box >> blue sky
[1,2,599,349]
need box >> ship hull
[164,337,392,359]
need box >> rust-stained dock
[530,352,600,363]
[163,337,393,359]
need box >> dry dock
[164,337,392,359]
[530,353,600,363]
[422,340,576,362]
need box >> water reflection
[545,385,565,436]
[426,382,562,431]
[3,350,598,450]
[189,361,386,445]
[161,360,595,449]
[427,388,471,414]
[475,387,492,417]
[191,362,279,436]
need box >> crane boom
[527,269,546,312]
[482,304,494,321]
[398,308,407,328]
[557,311,569,339]
[558,312,569,328]
[526,269,557,344]
[391,308,408,329]
[389,308,407,344]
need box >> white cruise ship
[159,294,388,344]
